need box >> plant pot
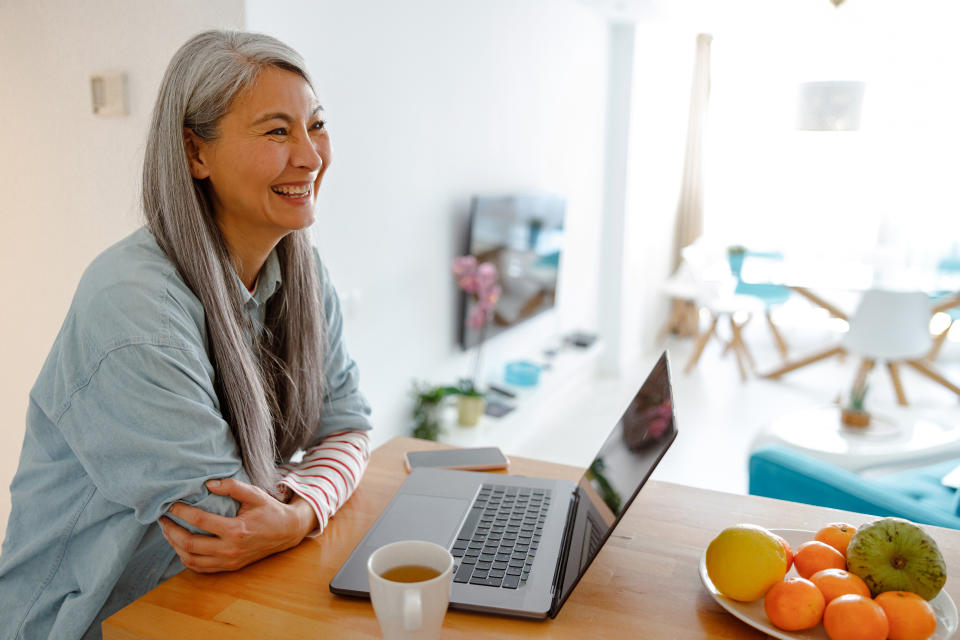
[457,395,486,427]
[840,408,871,428]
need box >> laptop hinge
[548,488,580,617]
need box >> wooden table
[738,253,960,380]
[103,437,960,639]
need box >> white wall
[0,0,245,540]
[245,0,610,445]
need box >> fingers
[180,553,244,573]
[206,477,269,506]
[159,517,244,573]
[159,517,220,557]
[167,502,237,538]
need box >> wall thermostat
[90,72,128,117]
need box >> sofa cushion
[748,446,960,530]
[873,458,960,518]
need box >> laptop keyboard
[450,483,551,589]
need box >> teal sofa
[748,446,960,530]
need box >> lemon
[706,524,788,602]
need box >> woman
[0,31,372,639]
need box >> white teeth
[272,184,312,197]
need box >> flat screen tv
[459,193,566,350]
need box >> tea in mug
[379,565,441,583]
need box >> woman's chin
[272,210,316,232]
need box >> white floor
[509,308,960,496]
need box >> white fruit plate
[698,529,959,640]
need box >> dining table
[737,251,960,379]
[103,436,960,639]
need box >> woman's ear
[183,128,211,180]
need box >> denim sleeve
[55,342,249,533]
[308,258,373,447]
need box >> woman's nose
[291,132,323,172]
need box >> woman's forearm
[288,493,320,541]
[277,430,372,537]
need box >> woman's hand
[159,478,318,573]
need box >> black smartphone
[403,447,509,473]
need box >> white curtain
[672,33,713,271]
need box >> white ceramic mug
[367,540,454,640]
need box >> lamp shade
[796,81,866,131]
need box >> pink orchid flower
[476,262,497,290]
[453,255,500,329]
[452,255,477,278]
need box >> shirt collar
[236,249,283,307]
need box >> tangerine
[763,577,825,631]
[794,540,846,579]
[875,591,938,640]
[773,533,794,573]
[810,568,871,603]
[816,522,857,556]
[823,594,889,640]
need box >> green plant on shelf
[410,383,460,441]
[456,377,484,398]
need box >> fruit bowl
[698,529,959,639]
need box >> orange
[763,577,825,631]
[815,522,857,556]
[810,568,871,603]
[823,594,889,640]
[794,540,846,579]
[773,533,794,573]
[875,591,938,640]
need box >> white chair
[679,241,765,381]
[843,290,960,405]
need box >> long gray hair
[142,30,325,497]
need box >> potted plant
[841,381,870,428]
[410,383,460,441]
[452,255,501,426]
[456,379,486,427]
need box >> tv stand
[438,341,603,452]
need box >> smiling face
[185,66,330,261]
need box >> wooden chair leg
[685,313,719,374]
[766,310,789,361]
[730,316,756,372]
[904,359,960,400]
[762,346,846,379]
[886,361,907,406]
[927,321,953,361]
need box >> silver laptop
[330,351,678,619]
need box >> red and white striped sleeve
[277,430,371,538]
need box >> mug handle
[403,589,422,631]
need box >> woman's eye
[267,127,287,136]
[311,120,326,132]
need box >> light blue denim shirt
[0,227,372,639]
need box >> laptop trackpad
[364,493,470,548]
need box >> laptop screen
[553,351,678,612]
